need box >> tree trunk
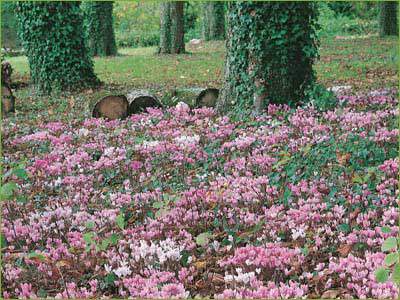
[203,2,225,41]
[83,1,117,57]
[202,3,211,40]
[159,1,185,54]
[217,2,319,113]
[1,84,15,116]
[171,1,185,54]
[210,2,225,40]
[16,2,99,94]
[159,2,172,54]
[216,3,236,113]
[379,2,398,36]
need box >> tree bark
[202,3,211,40]
[171,1,185,54]
[217,2,318,113]
[379,2,398,36]
[203,2,225,41]
[159,2,172,54]
[16,2,99,94]
[83,1,117,57]
[1,84,15,116]
[159,1,185,54]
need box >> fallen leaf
[321,289,341,299]
[338,244,352,257]
[56,260,71,268]
[193,260,207,269]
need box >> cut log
[2,84,15,116]
[164,87,219,108]
[127,90,162,114]
[196,88,219,108]
[92,95,129,120]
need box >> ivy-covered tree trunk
[217,2,319,113]
[159,1,185,54]
[202,2,225,41]
[16,2,99,94]
[82,1,117,57]
[379,2,398,36]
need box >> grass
[4,36,398,123]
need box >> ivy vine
[16,2,99,94]
[220,2,320,112]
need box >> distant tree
[379,2,398,36]
[160,2,172,54]
[16,2,99,94]
[202,2,225,40]
[159,1,185,54]
[82,1,117,56]
[217,2,319,113]
[1,2,21,50]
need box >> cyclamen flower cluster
[1,90,399,298]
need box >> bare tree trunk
[379,2,398,36]
[202,2,211,40]
[203,2,225,41]
[159,2,172,54]
[171,1,185,54]
[216,3,235,113]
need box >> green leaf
[0,234,7,248]
[384,253,399,266]
[152,201,164,209]
[116,213,125,230]
[105,273,117,285]
[338,223,350,233]
[180,250,190,267]
[83,232,94,244]
[12,168,28,180]
[109,233,120,245]
[392,263,400,284]
[27,251,46,261]
[146,210,155,219]
[37,288,47,298]
[300,246,309,256]
[85,221,95,229]
[352,174,364,184]
[100,239,110,251]
[16,195,28,204]
[381,226,392,234]
[0,182,18,200]
[375,267,389,283]
[195,232,212,247]
[381,237,398,252]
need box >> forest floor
[2,36,399,299]
[6,36,398,122]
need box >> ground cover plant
[1,2,399,297]
[2,86,399,298]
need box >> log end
[196,88,219,108]
[92,95,129,120]
[128,95,162,115]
